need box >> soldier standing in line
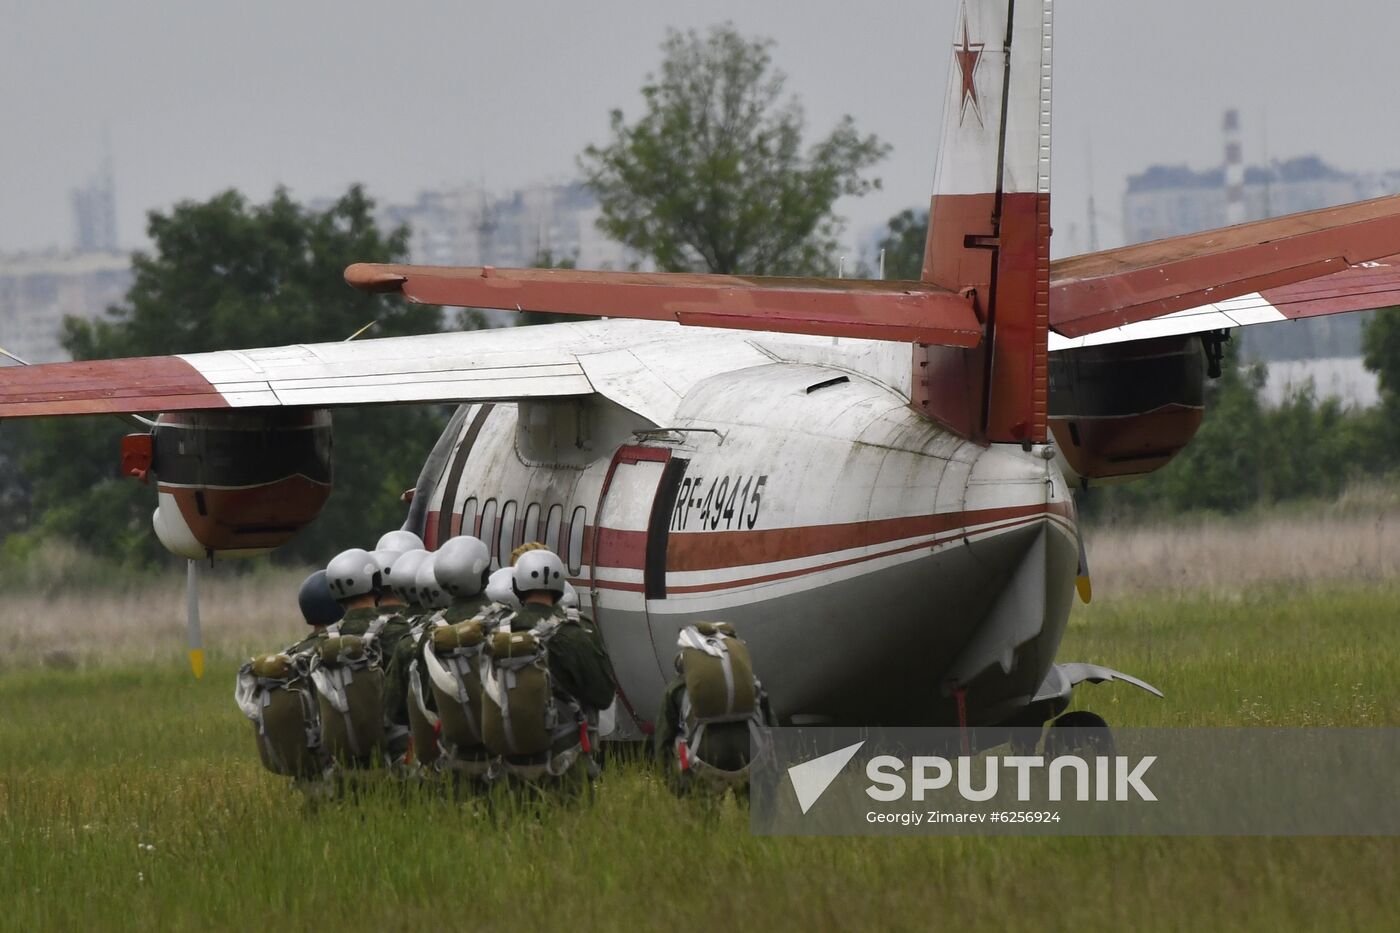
[480,550,616,793]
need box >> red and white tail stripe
[917,0,1055,445]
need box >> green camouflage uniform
[511,602,616,713]
[283,627,326,658]
[335,605,385,637]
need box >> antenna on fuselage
[1086,136,1100,253]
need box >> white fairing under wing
[1047,195,1400,350]
[1050,254,1400,351]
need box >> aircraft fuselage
[409,328,1079,736]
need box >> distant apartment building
[1122,156,1392,245]
[379,181,636,270]
[1121,116,1400,396]
[0,164,130,364]
[70,161,119,254]
[0,251,131,363]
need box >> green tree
[876,208,929,280]
[1363,307,1400,454]
[9,186,456,565]
[580,24,889,276]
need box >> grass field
[0,523,1397,931]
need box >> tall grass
[2,463,1397,928]
[0,582,1395,931]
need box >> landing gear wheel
[1045,711,1115,758]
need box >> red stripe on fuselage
[588,510,1061,595]
[589,502,1067,576]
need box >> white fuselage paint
[408,323,1079,736]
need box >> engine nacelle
[131,410,333,559]
[1048,336,1205,486]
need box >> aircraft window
[545,504,563,552]
[479,499,498,570]
[523,503,541,546]
[461,497,478,538]
[568,506,586,575]
[498,500,518,568]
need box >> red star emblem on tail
[954,4,985,126]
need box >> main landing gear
[1005,709,1114,757]
[1043,710,1114,758]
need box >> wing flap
[1050,254,1400,350]
[1050,194,1400,337]
[344,263,984,347]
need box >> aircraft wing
[0,318,801,427]
[0,326,601,418]
[1049,254,1400,350]
[345,263,982,346]
[1048,194,1400,349]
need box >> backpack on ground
[674,622,770,785]
[310,628,387,768]
[422,619,494,777]
[480,623,587,781]
[235,651,325,780]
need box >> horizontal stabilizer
[1050,194,1400,337]
[345,263,983,347]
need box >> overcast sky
[3,0,1397,259]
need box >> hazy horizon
[4,0,1397,260]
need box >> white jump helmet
[376,529,425,554]
[415,554,451,609]
[485,566,522,611]
[513,549,567,598]
[325,548,381,601]
[434,536,492,598]
[386,549,429,604]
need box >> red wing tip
[344,263,407,293]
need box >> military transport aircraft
[4,0,1400,741]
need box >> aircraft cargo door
[590,445,688,732]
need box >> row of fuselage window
[451,497,588,576]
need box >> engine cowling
[127,410,333,558]
[1049,335,1206,486]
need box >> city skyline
[4,1,1399,260]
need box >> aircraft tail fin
[916,0,1054,444]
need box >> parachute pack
[309,623,389,768]
[235,651,325,780]
[480,621,589,781]
[406,651,440,773]
[674,622,770,785]
[422,619,495,777]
